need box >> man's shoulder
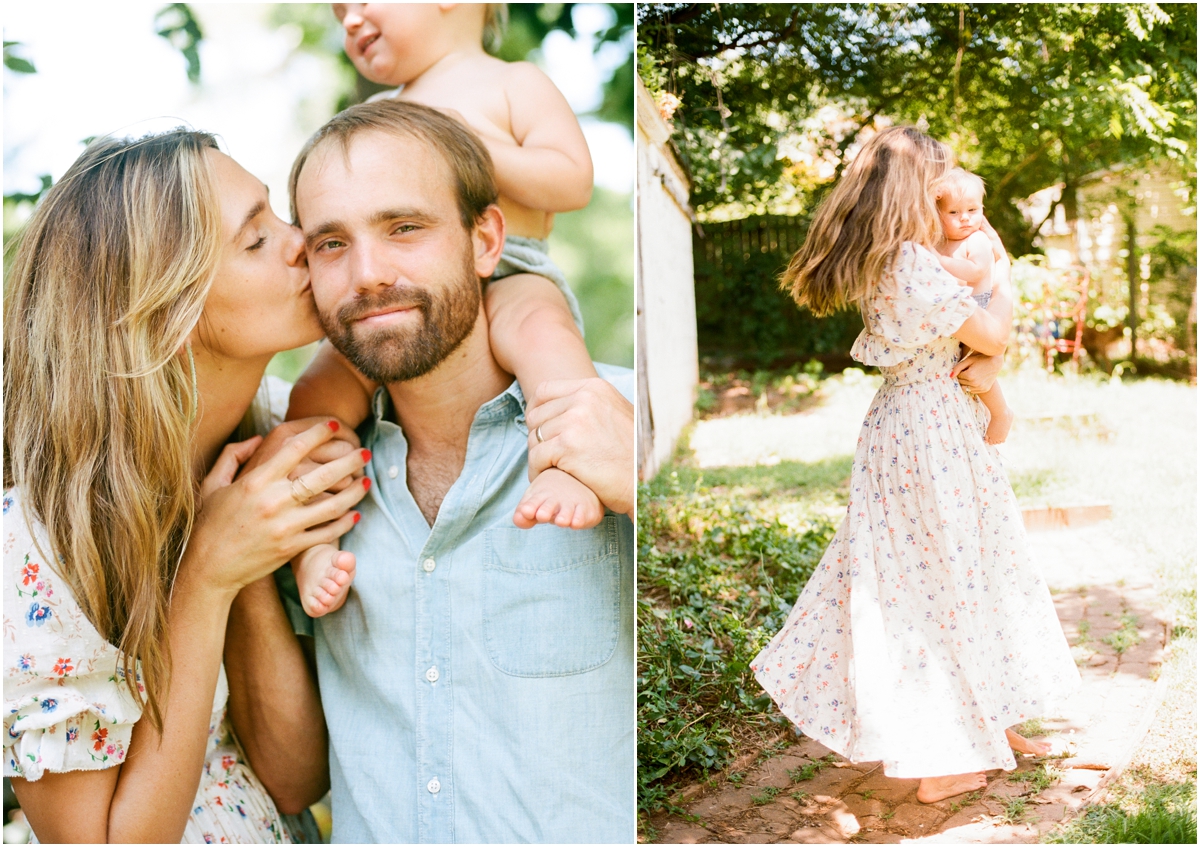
[595,362,634,405]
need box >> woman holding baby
[752,126,1079,803]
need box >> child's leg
[485,273,598,402]
[287,341,378,427]
[979,379,1014,444]
[292,543,357,617]
[486,273,604,530]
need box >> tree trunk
[1123,210,1139,359]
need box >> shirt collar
[365,378,528,445]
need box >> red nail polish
[361,449,372,462]
[352,511,361,524]
[363,477,372,490]
[328,420,340,431]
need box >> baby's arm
[937,231,994,286]
[483,62,593,213]
[287,342,378,426]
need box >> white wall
[636,78,698,480]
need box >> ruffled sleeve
[851,242,978,366]
[3,490,142,781]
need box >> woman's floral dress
[3,380,309,843]
[752,243,1079,779]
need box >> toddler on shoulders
[288,3,606,616]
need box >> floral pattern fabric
[752,243,1080,778]
[3,487,293,843]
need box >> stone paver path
[645,525,1168,844]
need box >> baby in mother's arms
[932,167,1014,444]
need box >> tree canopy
[638,3,1196,254]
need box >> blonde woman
[3,130,370,842]
[751,126,1079,803]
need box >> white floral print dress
[752,243,1079,779]
[2,379,307,843]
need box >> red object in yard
[1039,265,1090,370]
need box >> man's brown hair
[288,99,498,231]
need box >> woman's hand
[244,416,363,493]
[185,421,370,600]
[979,216,1011,264]
[952,351,1005,394]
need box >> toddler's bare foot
[294,545,356,617]
[1006,727,1052,756]
[985,406,1015,444]
[917,772,988,803]
[513,467,603,530]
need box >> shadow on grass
[652,454,855,502]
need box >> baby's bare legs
[514,468,603,529]
[292,544,357,618]
[486,272,603,530]
[979,380,1014,444]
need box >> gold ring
[535,425,545,444]
[290,477,317,504]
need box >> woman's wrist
[173,549,241,611]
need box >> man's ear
[471,204,505,279]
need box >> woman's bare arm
[12,425,366,842]
[224,576,329,814]
[13,568,238,843]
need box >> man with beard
[273,100,634,843]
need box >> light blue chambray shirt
[286,365,634,844]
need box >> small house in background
[636,76,698,480]
[1020,161,1196,368]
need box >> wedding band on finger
[535,425,545,444]
[290,477,317,504]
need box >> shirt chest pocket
[483,516,620,677]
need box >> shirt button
[427,777,441,794]
[388,465,399,479]
[422,557,436,573]
[425,666,439,683]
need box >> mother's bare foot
[1006,727,1052,756]
[917,772,988,804]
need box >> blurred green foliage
[4,4,634,377]
[638,3,1195,250]
[641,3,1195,371]
[154,4,204,84]
[550,187,634,367]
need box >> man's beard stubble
[318,249,482,384]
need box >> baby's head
[933,168,986,241]
[334,4,508,86]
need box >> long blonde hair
[3,130,222,729]
[781,126,952,316]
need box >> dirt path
[647,375,1175,844]
[648,374,1180,839]
[648,525,1171,839]
[645,535,1168,843]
